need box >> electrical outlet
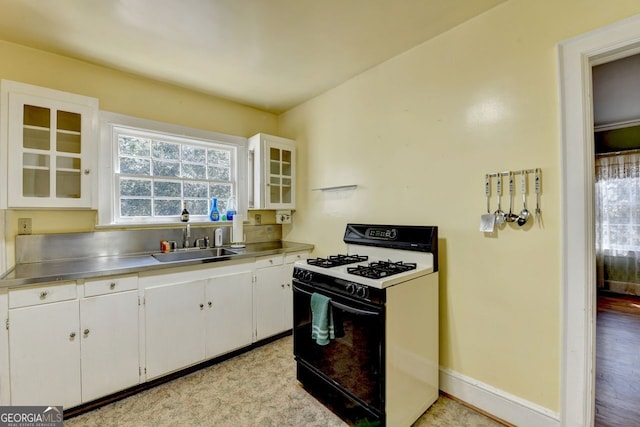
[18,218,32,235]
[254,214,262,225]
[276,210,292,224]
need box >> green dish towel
[311,293,335,346]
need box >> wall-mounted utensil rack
[481,168,542,232]
[486,168,539,178]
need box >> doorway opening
[591,53,640,426]
[559,13,640,427]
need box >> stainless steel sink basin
[152,248,238,263]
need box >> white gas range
[292,223,439,427]
[295,245,435,289]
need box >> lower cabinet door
[255,264,286,341]
[145,280,205,379]
[9,300,81,408]
[80,290,140,402]
[205,271,253,358]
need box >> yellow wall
[279,0,640,412]
[0,40,278,265]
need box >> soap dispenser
[214,228,223,247]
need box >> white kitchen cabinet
[0,80,98,209]
[205,271,253,358]
[144,279,205,379]
[254,254,286,340]
[80,287,140,402]
[143,264,254,380]
[248,133,296,210]
[7,276,140,408]
[9,299,81,407]
[283,251,309,330]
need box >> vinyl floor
[65,335,504,426]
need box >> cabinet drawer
[9,281,77,308]
[285,251,309,264]
[255,254,284,269]
[84,274,138,297]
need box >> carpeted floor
[65,336,503,426]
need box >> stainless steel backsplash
[16,224,282,264]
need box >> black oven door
[293,280,385,420]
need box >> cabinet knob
[199,303,204,310]
[269,259,273,264]
[281,284,285,288]
[208,301,212,307]
[40,291,48,299]
[69,332,76,339]
[110,282,116,290]
[83,329,90,336]
[84,169,90,175]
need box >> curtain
[595,151,640,295]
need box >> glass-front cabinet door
[5,86,98,208]
[268,143,294,207]
[248,133,296,210]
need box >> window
[98,112,247,225]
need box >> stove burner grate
[306,254,368,268]
[347,260,417,279]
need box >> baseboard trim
[439,367,560,427]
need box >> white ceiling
[0,0,505,113]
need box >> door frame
[559,13,640,427]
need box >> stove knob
[346,283,357,295]
[302,271,313,282]
[356,286,369,299]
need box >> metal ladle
[517,171,530,226]
[506,173,519,223]
[494,174,505,224]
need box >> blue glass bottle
[226,197,237,221]
[209,197,220,221]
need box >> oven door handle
[293,284,381,316]
[330,300,380,316]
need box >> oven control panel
[366,227,397,240]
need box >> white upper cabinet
[248,133,296,210]
[0,80,98,209]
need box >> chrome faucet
[194,236,209,249]
[183,224,190,248]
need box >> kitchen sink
[152,247,238,263]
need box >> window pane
[121,199,151,216]
[184,182,208,198]
[119,136,150,157]
[154,199,181,216]
[153,160,180,177]
[208,149,230,165]
[183,145,206,163]
[154,180,181,197]
[208,166,230,181]
[120,178,151,196]
[210,184,232,211]
[183,164,206,179]
[152,141,180,160]
[190,199,209,215]
[120,157,151,175]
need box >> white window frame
[98,111,247,226]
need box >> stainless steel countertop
[0,241,314,288]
